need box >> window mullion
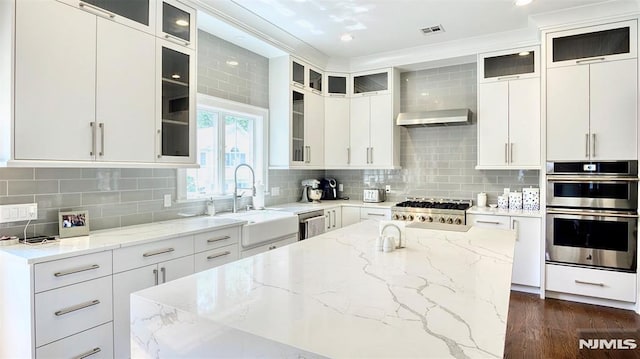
[218,112,226,195]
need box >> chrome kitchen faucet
[233,163,256,213]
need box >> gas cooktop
[391,198,473,224]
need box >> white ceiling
[214,0,626,59]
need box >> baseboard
[545,291,637,311]
[511,284,540,294]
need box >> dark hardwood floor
[505,291,640,359]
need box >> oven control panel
[391,211,465,225]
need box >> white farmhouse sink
[218,210,298,249]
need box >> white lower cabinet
[113,255,194,358]
[467,214,541,288]
[360,207,391,221]
[195,243,239,272]
[341,206,361,227]
[546,263,636,302]
[35,275,113,347]
[324,206,342,232]
[36,322,113,359]
[240,235,298,258]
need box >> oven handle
[547,175,638,182]
[547,209,639,218]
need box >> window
[179,94,267,199]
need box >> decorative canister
[509,191,523,210]
[477,192,487,207]
[522,187,540,211]
[497,195,508,210]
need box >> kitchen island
[130,220,516,358]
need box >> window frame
[177,93,269,200]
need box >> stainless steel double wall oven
[546,161,638,271]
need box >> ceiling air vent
[420,25,444,35]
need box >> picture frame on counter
[58,210,90,238]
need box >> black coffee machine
[320,178,338,200]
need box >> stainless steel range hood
[396,109,472,127]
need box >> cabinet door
[14,0,96,161]
[326,74,348,95]
[159,255,194,283]
[341,207,361,227]
[511,217,541,287]
[96,18,156,163]
[157,40,196,163]
[157,0,196,50]
[113,264,157,359]
[508,78,540,167]
[349,96,370,166]
[291,89,305,164]
[291,60,305,88]
[324,97,350,167]
[352,70,390,94]
[323,209,333,232]
[304,91,324,167]
[546,66,590,161]
[477,82,509,167]
[59,0,154,34]
[589,59,638,160]
[332,207,342,230]
[369,94,394,167]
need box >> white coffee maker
[300,179,321,203]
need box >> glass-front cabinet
[325,72,348,96]
[157,40,195,163]
[157,0,196,49]
[292,60,305,88]
[547,20,637,68]
[479,46,539,83]
[308,67,322,93]
[291,90,305,163]
[58,0,156,33]
[352,69,391,95]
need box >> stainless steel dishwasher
[298,209,326,240]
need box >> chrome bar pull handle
[326,213,331,230]
[73,347,101,359]
[575,279,604,287]
[54,299,100,316]
[585,133,590,157]
[78,1,115,19]
[99,123,104,156]
[143,248,175,257]
[370,147,373,164]
[161,267,166,283]
[207,236,231,243]
[512,219,519,241]
[207,251,231,260]
[497,75,520,81]
[153,269,158,285]
[510,143,514,163]
[54,264,100,277]
[505,143,508,163]
[332,210,336,228]
[90,122,96,156]
[576,57,606,64]
[477,220,501,225]
[164,33,190,47]
[347,147,351,164]
[592,133,596,157]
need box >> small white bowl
[488,204,498,208]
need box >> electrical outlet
[163,194,172,208]
[271,187,280,196]
[338,183,343,192]
[385,185,391,193]
[0,203,37,223]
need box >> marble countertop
[268,200,394,214]
[466,206,542,218]
[0,216,245,264]
[130,220,516,358]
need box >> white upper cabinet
[546,20,638,161]
[308,66,323,94]
[477,47,541,169]
[324,96,350,168]
[547,20,637,68]
[349,93,399,168]
[57,0,156,35]
[14,0,97,161]
[156,0,196,50]
[351,68,391,96]
[325,72,349,97]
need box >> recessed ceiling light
[514,0,533,6]
[518,51,530,56]
[340,33,353,42]
[171,74,181,79]
[176,19,189,27]
[226,60,239,67]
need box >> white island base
[131,220,516,358]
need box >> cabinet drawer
[36,321,113,359]
[113,236,194,273]
[467,214,510,229]
[194,226,240,253]
[546,264,636,302]
[360,207,390,221]
[35,251,112,293]
[35,276,112,347]
[240,235,297,258]
[195,243,239,272]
